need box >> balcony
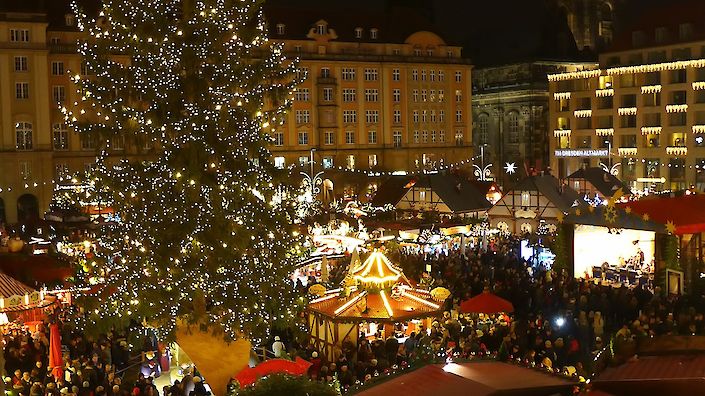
[618,147,638,156]
[666,104,688,113]
[317,77,337,85]
[641,85,662,94]
[641,126,662,135]
[49,43,78,54]
[693,125,705,134]
[666,146,688,156]
[554,92,571,100]
[554,129,571,137]
[574,109,592,118]
[693,82,705,91]
[595,88,614,97]
[618,107,637,116]
[595,128,614,136]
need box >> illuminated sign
[636,177,666,184]
[554,149,608,158]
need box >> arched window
[17,194,39,223]
[477,113,489,144]
[507,111,520,143]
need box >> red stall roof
[619,194,705,235]
[357,362,575,396]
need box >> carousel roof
[349,250,410,288]
[308,251,445,322]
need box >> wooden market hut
[0,272,56,329]
[487,174,579,234]
[307,250,446,360]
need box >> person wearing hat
[271,336,285,358]
[190,377,208,396]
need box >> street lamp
[473,144,492,181]
[301,148,323,202]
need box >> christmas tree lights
[62,0,305,343]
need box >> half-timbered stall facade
[565,167,631,202]
[306,250,447,360]
[487,174,579,234]
[371,174,493,220]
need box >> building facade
[472,61,598,187]
[556,0,619,52]
[0,5,473,224]
[549,30,705,192]
[268,18,473,199]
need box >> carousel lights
[379,290,394,318]
[400,290,440,309]
[333,291,367,316]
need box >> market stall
[0,272,57,332]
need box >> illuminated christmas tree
[63,0,304,343]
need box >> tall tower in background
[556,0,619,52]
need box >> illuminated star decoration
[643,213,650,221]
[504,162,517,174]
[666,220,677,234]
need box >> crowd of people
[277,235,705,389]
[1,323,211,396]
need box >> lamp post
[473,144,492,181]
[301,148,323,203]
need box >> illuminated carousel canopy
[308,250,447,323]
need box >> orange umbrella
[48,323,63,380]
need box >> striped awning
[0,273,34,298]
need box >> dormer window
[65,13,75,27]
[316,23,326,35]
[370,28,378,39]
[426,48,434,56]
[355,27,363,39]
[276,23,285,35]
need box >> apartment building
[549,16,705,193]
[0,3,473,224]
[267,8,473,198]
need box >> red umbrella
[48,323,63,380]
[234,357,312,387]
[459,291,514,314]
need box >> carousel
[307,250,449,360]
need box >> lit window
[52,123,68,150]
[15,122,33,150]
[346,155,355,170]
[370,28,378,39]
[316,23,326,35]
[323,157,333,169]
[355,27,363,39]
[368,154,377,168]
[521,191,530,207]
[274,157,285,169]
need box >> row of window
[13,123,151,151]
[295,88,462,104]
[274,129,464,146]
[274,154,378,171]
[301,67,464,83]
[12,82,68,102]
[293,109,463,124]
[12,58,70,76]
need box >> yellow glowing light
[401,290,440,309]
[380,290,394,318]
